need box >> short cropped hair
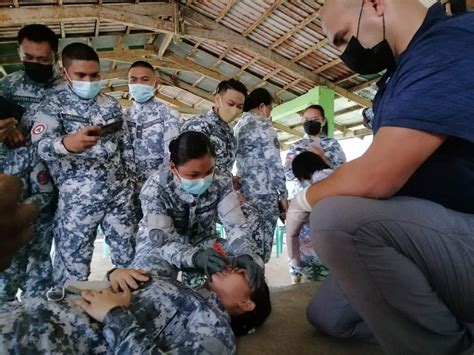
[215,79,248,97]
[62,43,99,69]
[18,24,58,54]
[129,60,155,72]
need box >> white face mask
[129,83,155,103]
[64,70,101,99]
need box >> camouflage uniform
[123,98,182,187]
[123,98,182,222]
[0,275,236,354]
[234,112,288,263]
[31,82,136,286]
[135,170,263,289]
[283,135,346,282]
[0,70,59,300]
[181,110,236,176]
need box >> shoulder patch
[37,170,50,185]
[32,123,47,136]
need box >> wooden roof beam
[275,78,301,96]
[269,8,321,50]
[350,77,380,92]
[235,56,260,78]
[215,0,237,23]
[242,0,285,37]
[158,33,174,59]
[181,7,371,107]
[291,38,329,63]
[272,121,304,139]
[314,58,342,74]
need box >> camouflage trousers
[0,297,106,353]
[53,179,136,286]
[243,194,279,263]
[0,214,54,303]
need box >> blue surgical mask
[177,172,214,195]
[70,80,101,99]
[129,84,155,103]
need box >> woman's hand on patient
[75,288,131,323]
[109,268,150,292]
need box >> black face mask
[23,61,54,84]
[339,3,395,75]
[303,121,322,136]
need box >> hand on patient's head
[230,255,264,288]
[0,174,38,271]
[192,248,229,278]
[75,288,131,323]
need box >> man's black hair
[215,79,248,97]
[61,43,99,69]
[129,60,155,72]
[230,279,271,336]
[18,24,58,54]
[292,151,330,181]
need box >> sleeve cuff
[54,137,73,155]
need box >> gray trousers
[307,196,474,355]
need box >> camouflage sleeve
[181,118,209,136]
[262,122,287,199]
[102,306,234,355]
[32,100,119,162]
[162,109,182,163]
[118,113,137,179]
[218,179,264,267]
[137,176,200,269]
[23,160,54,211]
[283,146,297,181]
[324,139,347,169]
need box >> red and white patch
[37,170,50,185]
[32,123,47,136]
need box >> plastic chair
[274,226,285,257]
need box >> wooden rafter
[192,75,206,87]
[0,4,370,107]
[60,22,65,38]
[181,7,371,107]
[335,73,359,85]
[211,45,233,69]
[158,33,174,59]
[94,19,100,37]
[215,0,237,23]
[235,56,260,78]
[269,9,321,50]
[291,38,329,63]
[335,105,361,116]
[272,122,304,139]
[314,58,342,74]
[275,78,301,96]
[242,0,285,37]
[350,77,380,92]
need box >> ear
[239,299,256,312]
[60,67,69,81]
[214,94,221,107]
[365,0,385,17]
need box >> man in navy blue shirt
[287,0,474,353]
